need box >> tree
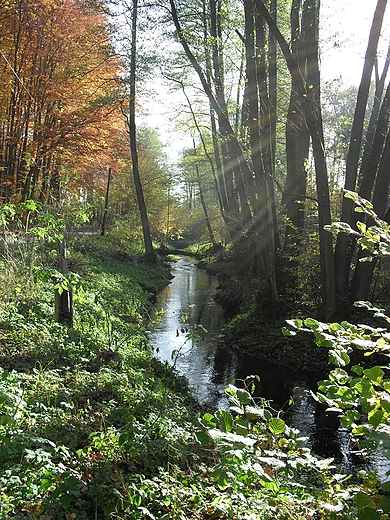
[254,0,336,318]
[333,0,388,300]
[122,0,156,263]
[0,0,124,205]
[281,0,310,291]
[169,0,280,299]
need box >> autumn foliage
[0,0,125,203]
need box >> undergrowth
[0,200,385,519]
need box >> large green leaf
[268,418,286,435]
[195,431,210,446]
[353,492,374,508]
[236,388,251,405]
[364,366,384,384]
[216,410,234,433]
[199,413,217,429]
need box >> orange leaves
[0,0,125,201]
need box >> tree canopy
[1,0,390,310]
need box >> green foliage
[5,194,390,519]
[194,377,356,519]
[0,200,68,305]
[0,216,195,519]
[283,192,390,520]
[325,190,390,260]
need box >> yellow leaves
[21,502,45,516]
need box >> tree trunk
[281,0,310,292]
[193,140,217,246]
[170,0,253,231]
[358,81,390,201]
[55,240,73,327]
[127,0,156,263]
[334,0,387,298]
[359,44,390,181]
[209,0,239,220]
[101,167,112,236]
[351,128,390,300]
[255,0,336,318]
[244,0,278,299]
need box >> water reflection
[147,257,374,468]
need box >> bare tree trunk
[334,0,387,298]
[127,0,156,263]
[192,139,217,246]
[170,0,253,230]
[209,0,239,220]
[254,0,336,318]
[351,128,390,300]
[101,167,112,236]
[281,0,310,292]
[359,44,390,180]
[243,0,278,299]
[55,240,73,327]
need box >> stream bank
[197,256,330,375]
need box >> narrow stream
[148,257,387,475]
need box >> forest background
[2,0,390,318]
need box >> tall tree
[254,0,336,318]
[281,0,310,292]
[123,0,156,262]
[242,0,278,297]
[170,0,281,299]
[333,0,388,298]
[0,0,124,204]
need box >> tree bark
[254,0,336,318]
[281,0,310,292]
[351,128,390,300]
[127,0,156,263]
[170,0,253,230]
[243,0,278,299]
[334,0,387,298]
[55,240,73,327]
[101,167,112,236]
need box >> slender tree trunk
[202,0,230,220]
[170,0,253,230]
[359,44,390,179]
[127,0,156,263]
[243,0,278,299]
[358,81,390,201]
[101,167,112,236]
[209,0,239,220]
[193,139,217,246]
[334,0,387,298]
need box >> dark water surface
[148,257,387,477]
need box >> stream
[148,256,387,476]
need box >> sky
[138,0,390,161]
[321,0,390,85]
